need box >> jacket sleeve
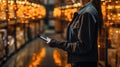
[49,13,96,54]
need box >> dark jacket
[49,2,99,63]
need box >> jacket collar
[69,2,93,26]
[79,2,92,10]
[77,2,92,14]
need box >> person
[44,0,103,67]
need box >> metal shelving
[0,0,46,66]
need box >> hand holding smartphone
[38,34,51,43]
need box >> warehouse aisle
[1,29,71,67]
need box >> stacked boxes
[0,29,6,59]
[108,49,117,67]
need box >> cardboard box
[108,49,117,67]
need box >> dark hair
[92,0,103,32]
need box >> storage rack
[102,0,120,67]
[0,0,46,66]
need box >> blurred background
[0,0,120,67]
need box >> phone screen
[39,35,48,42]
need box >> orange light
[28,47,46,67]
[53,50,62,66]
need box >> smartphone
[38,35,48,42]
